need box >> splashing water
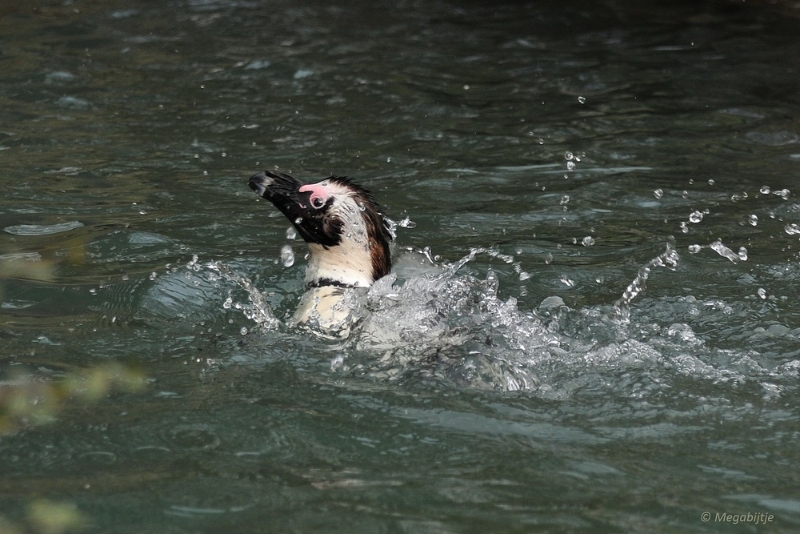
[709,239,747,263]
[613,239,680,322]
[205,260,282,331]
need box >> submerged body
[248,170,392,337]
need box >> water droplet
[775,188,790,200]
[294,217,303,225]
[688,244,702,254]
[223,297,232,309]
[538,138,544,145]
[760,186,771,195]
[560,275,575,288]
[758,288,767,300]
[785,223,800,235]
[689,211,703,223]
[748,214,758,226]
[564,151,574,161]
[544,253,553,265]
[738,247,748,261]
[682,190,689,199]
[581,236,595,246]
[566,161,576,171]
[680,221,688,234]
[577,96,586,104]
[463,84,470,90]
[708,179,715,185]
[560,195,570,205]
[653,189,663,199]
[398,216,416,228]
[519,271,531,281]
[710,239,744,263]
[386,157,392,163]
[149,272,157,280]
[240,327,248,335]
[286,227,297,240]
[280,245,295,267]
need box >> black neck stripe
[307,278,358,290]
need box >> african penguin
[249,170,392,337]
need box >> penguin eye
[311,196,326,209]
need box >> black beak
[248,170,341,248]
[248,172,271,197]
[249,170,304,201]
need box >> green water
[2,0,800,532]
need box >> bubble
[519,271,531,281]
[708,179,715,185]
[286,227,297,240]
[688,244,702,254]
[566,161,576,171]
[577,96,586,104]
[689,211,704,223]
[538,138,544,145]
[294,217,303,225]
[581,236,595,246]
[653,189,663,199]
[149,272,157,280]
[785,223,800,235]
[223,297,232,309]
[564,151,574,161]
[758,288,767,300]
[544,253,553,264]
[680,221,688,234]
[240,327,248,335]
[760,186,771,195]
[280,245,295,267]
[748,214,758,226]
[560,195,570,205]
[560,275,575,288]
[387,157,392,163]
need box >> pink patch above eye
[298,183,329,207]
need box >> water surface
[1,0,800,532]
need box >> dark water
[2,0,800,532]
